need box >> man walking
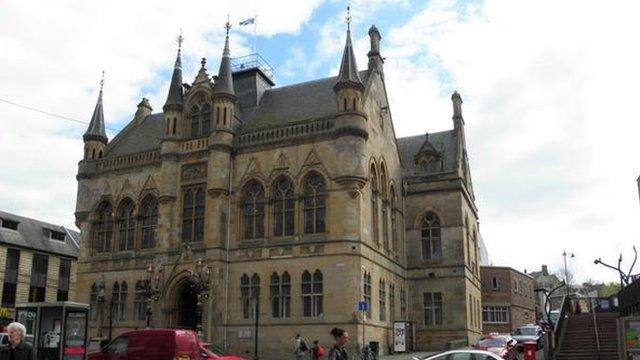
[0,322,35,360]
[294,333,309,360]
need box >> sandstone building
[0,210,79,328]
[74,22,484,357]
[480,266,535,334]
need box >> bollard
[523,341,537,360]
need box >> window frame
[421,212,442,260]
[423,292,443,326]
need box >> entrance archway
[177,280,198,330]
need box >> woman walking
[328,327,349,360]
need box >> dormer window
[1,219,18,231]
[415,154,443,173]
[49,230,66,241]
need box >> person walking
[294,333,310,360]
[0,322,35,360]
[311,339,326,359]
[328,327,349,360]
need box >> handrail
[590,298,601,360]
[554,295,572,349]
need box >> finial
[225,15,232,36]
[99,70,105,92]
[345,6,352,31]
[201,57,206,68]
[176,28,184,51]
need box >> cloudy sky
[1,0,639,283]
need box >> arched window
[343,98,347,111]
[189,100,212,138]
[242,181,265,239]
[241,273,260,319]
[370,165,379,245]
[464,218,471,267]
[302,270,323,317]
[270,272,291,318]
[134,280,146,321]
[421,212,442,260]
[273,177,295,237]
[379,279,386,321]
[117,198,135,251]
[182,186,205,242]
[389,283,396,321]
[380,166,389,251]
[363,272,372,318]
[90,283,98,321]
[390,187,398,253]
[94,202,113,253]
[352,98,356,111]
[303,172,326,234]
[140,195,158,249]
[112,281,127,322]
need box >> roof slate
[106,113,164,157]
[0,210,79,258]
[396,131,458,177]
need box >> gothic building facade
[74,23,483,357]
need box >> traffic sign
[358,301,369,312]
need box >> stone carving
[142,174,158,190]
[275,152,290,169]
[268,247,293,257]
[303,148,322,167]
[181,162,207,181]
[300,245,325,255]
[240,249,262,259]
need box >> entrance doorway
[177,281,198,330]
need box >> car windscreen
[517,327,538,335]
[478,338,507,347]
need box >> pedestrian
[0,322,35,360]
[328,327,349,360]
[311,339,326,359]
[294,333,310,360]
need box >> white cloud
[0,0,324,228]
[382,0,640,283]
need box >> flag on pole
[239,17,256,26]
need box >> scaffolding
[230,53,274,82]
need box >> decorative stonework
[181,162,207,181]
[300,245,325,255]
[239,249,263,259]
[268,247,293,258]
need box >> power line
[0,96,121,132]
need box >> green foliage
[601,282,621,297]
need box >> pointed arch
[140,194,158,249]
[188,95,212,138]
[272,176,295,237]
[302,171,326,234]
[379,162,389,251]
[242,180,265,240]
[93,201,113,253]
[117,198,135,251]
[389,183,398,253]
[370,162,379,245]
[421,212,442,260]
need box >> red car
[88,329,245,360]
[472,335,517,360]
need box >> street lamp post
[562,251,575,295]
[187,258,212,340]
[144,261,164,328]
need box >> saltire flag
[239,17,256,26]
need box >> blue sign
[358,301,369,312]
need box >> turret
[452,90,464,129]
[333,7,364,113]
[367,25,384,74]
[163,33,184,138]
[212,21,236,134]
[83,72,108,160]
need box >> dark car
[512,325,543,350]
[472,335,517,360]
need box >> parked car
[88,329,245,360]
[472,335,517,360]
[0,333,8,347]
[511,324,543,350]
[412,349,503,360]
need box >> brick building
[74,21,485,357]
[480,266,535,333]
[0,210,79,328]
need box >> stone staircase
[555,312,619,360]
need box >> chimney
[542,265,548,276]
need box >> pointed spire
[164,30,184,110]
[334,6,364,92]
[213,17,235,97]
[83,71,108,144]
[452,91,463,118]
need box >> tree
[601,282,621,297]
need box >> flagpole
[253,14,257,54]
